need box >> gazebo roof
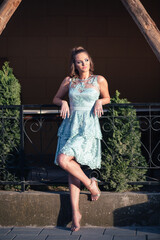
[0,0,160,62]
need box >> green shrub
[101,90,148,192]
[0,62,21,182]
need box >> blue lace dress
[54,75,102,169]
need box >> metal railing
[0,103,160,191]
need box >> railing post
[19,105,25,191]
[149,104,152,168]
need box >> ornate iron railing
[0,103,160,191]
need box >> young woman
[53,46,110,231]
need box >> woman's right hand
[60,100,70,119]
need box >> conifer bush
[0,62,21,182]
[101,90,147,192]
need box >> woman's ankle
[72,209,81,215]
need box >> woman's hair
[69,46,94,78]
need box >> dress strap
[69,77,73,87]
[91,75,100,90]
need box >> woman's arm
[94,75,110,117]
[53,76,70,119]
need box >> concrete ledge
[0,191,160,227]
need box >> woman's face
[75,52,90,75]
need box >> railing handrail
[1,103,160,107]
[1,103,160,114]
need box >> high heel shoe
[88,177,101,201]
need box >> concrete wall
[0,191,160,227]
[0,0,159,104]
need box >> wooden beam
[121,0,160,63]
[0,0,22,35]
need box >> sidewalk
[0,226,160,240]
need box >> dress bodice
[57,75,102,139]
[69,75,100,111]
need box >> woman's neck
[79,72,90,80]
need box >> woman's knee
[57,154,71,169]
[57,154,64,167]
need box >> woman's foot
[88,177,101,201]
[71,211,82,232]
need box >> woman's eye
[77,61,81,64]
[85,59,89,62]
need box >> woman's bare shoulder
[61,76,71,86]
[97,75,108,83]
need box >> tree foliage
[0,62,21,182]
[101,90,147,192]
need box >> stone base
[0,191,160,227]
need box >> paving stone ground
[0,226,160,240]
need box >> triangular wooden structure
[0,0,22,35]
[0,0,160,62]
[121,0,160,63]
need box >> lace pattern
[54,75,102,169]
[70,75,99,93]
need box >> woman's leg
[57,154,100,200]
[57,153,90,187]
[68,173,82,231]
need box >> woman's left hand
[94,99,103,118]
